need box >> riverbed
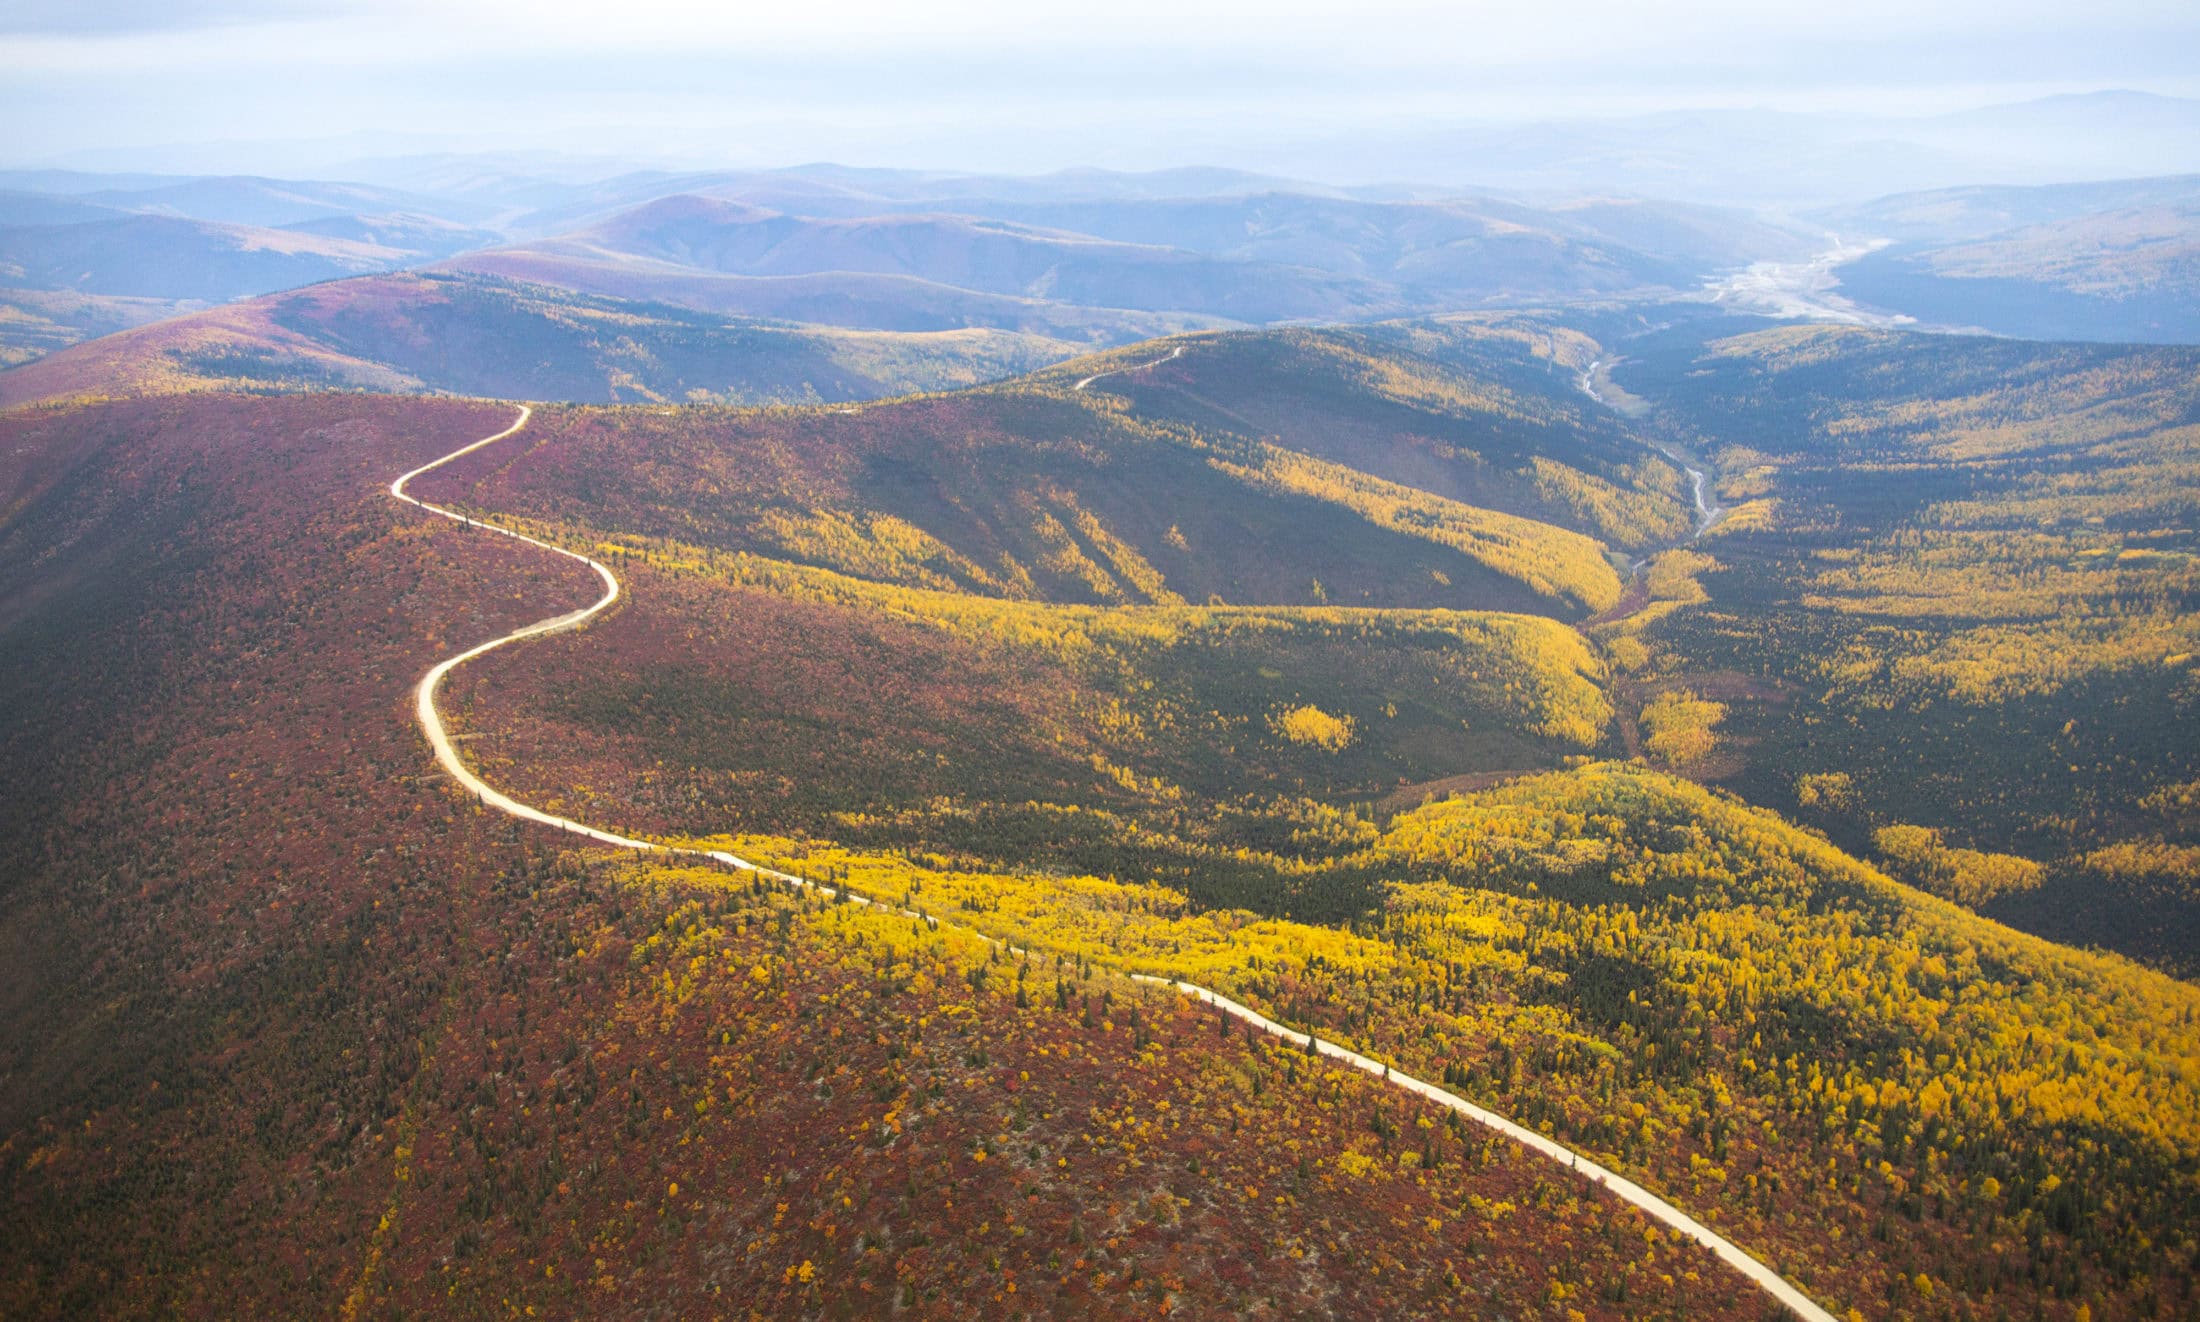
[1579,358,1725,539]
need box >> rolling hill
[0,173,505,365]
[0,214,414,302]
[0,189,131,228]
[276,210,501,260]
[421,324,1643,619]
[5,309,2200,1320]
[848,191,1819,292]
[1051,319,1691,549]
[0,271,1089,408]
[0,391,1759,1319]
[0,209,494,365]
[0,288,202,369]
[445,246,1229,340]
[409,161,1360,237]
[71,172,501,229]
[1813,173,2200,245]
[0,160,1924,386]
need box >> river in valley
[1579,358,1725,541]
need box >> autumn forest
[3,285,2198,1322]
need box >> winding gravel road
[1073,342,1184,391]
[393,405,1838,1322]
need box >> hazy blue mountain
[279,212,502,261]
[0,189,130,227]
[0,168,188,195]
[890,192,1819,278]
[453,194,1404,323]
[10,141,2196,366]
[1,214,414,301]
[439,187,1808,337]
[445,249,1226,343]
[1834,204,2200,343]
[1815,174,2200,245]
[76,174,499,229]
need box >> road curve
[393,406,1837,1322]
[1074,342,1184,392]
[1131,976,1838,1322]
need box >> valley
[1578,357,1723,538]
[5,142,2200,1322]
[359,320,2193,1317]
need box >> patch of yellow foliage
[1639,690,1726,768]
[1272,704,1355,752]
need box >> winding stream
[1580,358,1725,538]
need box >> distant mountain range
[1813,173,2200,244]
[3,134,2198,382]
[0,164,1832,371]
[452,194,1399,325]
[0,214,436,302]
[0,174,512,364]
[44,89,2200,208]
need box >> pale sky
[5,0,2197,176]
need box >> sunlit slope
[430,338,1630,618]
[697,762,2200,1321]
[441,536,1609,920]
[1049,320,1692,550]
[1640,323,2200,469]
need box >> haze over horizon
[7,0,2200,201]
